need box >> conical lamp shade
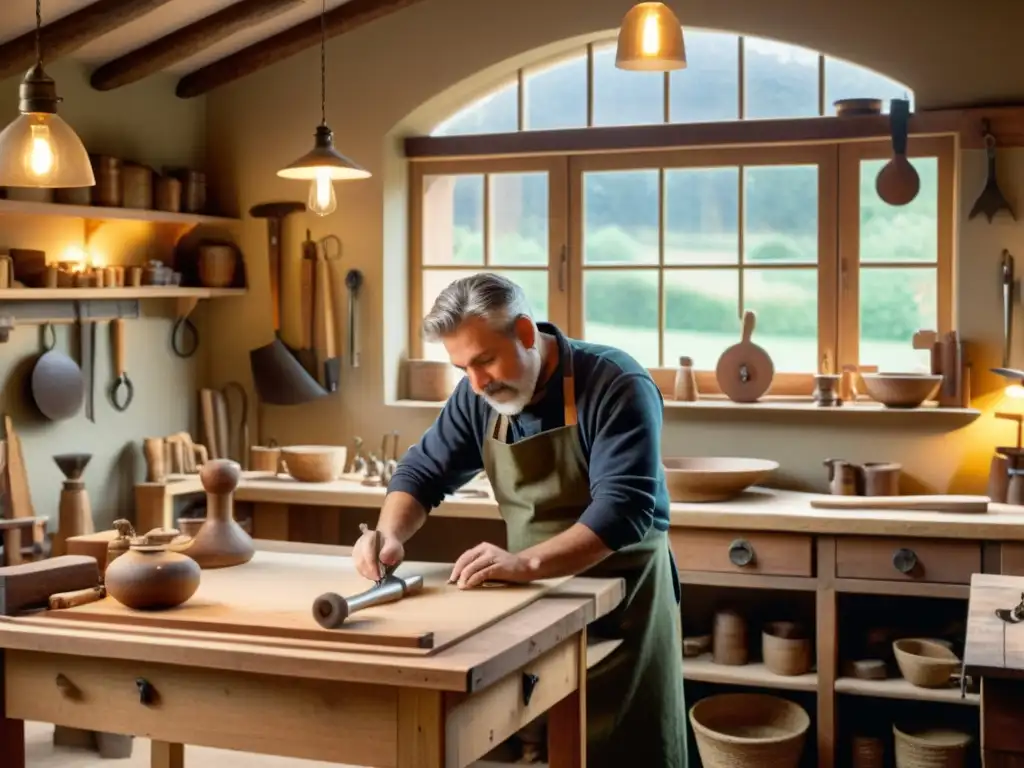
[277,124,370,181]
[615,2,687,72]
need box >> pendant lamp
[0,0,95,188]
[615,2,687,72]
[277,0,369,216]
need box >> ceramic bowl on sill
[859,373,943,408]
[663,457,779,502]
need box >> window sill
[390,397,981,425]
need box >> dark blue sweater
[387,322,672,552]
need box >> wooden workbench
[0,541,625,768]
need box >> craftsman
[353,272,688,767]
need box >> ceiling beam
[90,0,308,91]
[175,0,427,98]
[0,0,175,82]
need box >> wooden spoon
[875,98,919,206]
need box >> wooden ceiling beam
[175,0,427,98]
[0,0,175,82]
[90,0,308,91]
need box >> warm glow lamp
[615,2,687,72]
[276,0,369,216]
[0,0,94,189]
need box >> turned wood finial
[200,459,241,496]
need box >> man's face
[442,315,542,415]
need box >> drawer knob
[136,677,156,706]
[892,548,918,574]
[55,673,81,700]
[728,539,756,567]
[521,672,540,706]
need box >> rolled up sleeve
[578,373,663,550]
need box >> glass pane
[591,42,665,127]
[664,167,739,265]
[583,270,659,367]
[583,169,659,265]
[669,31,739,123]
[859,267,936,372]
[422,175,483,265]
[421,269,549,360]
[490,172,548,266]
[744,37,820,119]
[744,165,818,264]
[824,56,913,115]
[664,269,740,370]
[859,157,938,263]
[523,50,588,130]
[431,79,518,136]
[743,267,818,372]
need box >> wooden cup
[249,446,282,474]
[712,609,748,666]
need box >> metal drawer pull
[892,548,918,574]
[521,672,540,706]
[136,677,156,705]
[728,539,755,567]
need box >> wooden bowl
[280,445,348,483]
[859,373,942,408]
[663,457,779,502]
[834,98,883,116]
[689,693,810,768]
[762,621,812,677]
[892,638,960,688]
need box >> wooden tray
[40,551,569,656]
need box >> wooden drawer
[669,529,814,577]
[836,537,981,584]
[4,650,396,765]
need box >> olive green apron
[481,339,688,768]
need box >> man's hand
[449,542,541,589]
[352,528,405,582]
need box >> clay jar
[104,531,201,611]
[185,459,255,569]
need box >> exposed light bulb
[1006,384,1024,400]
[27,123,54,177]
[641,13,660,55]
[308,169,337,216]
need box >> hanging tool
[1002,250,1015,369]
[345,268,363,368]
[317,235,342,390]
[875,98,919,207]
[296,229,318,379]
[109,319,134,411]
[29,323,84,422]
[970,120,1016,223]
[76,303,96,423]
[170,312,199,358]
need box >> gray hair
[422,272,534,342]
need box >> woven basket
[893,726,971,768]
[689,693,810,768]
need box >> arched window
[405,31,953,403]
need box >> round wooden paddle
[875,98,920,206]
[715,310,774,403]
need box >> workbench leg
[0,650,25,768]
[547,629,587,768]
[816,537,838,768]
[398,689,443,768]
[151,741,184,768]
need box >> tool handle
[311,575,424,629]
[741,310,756,343]
[112,319,125,376]
[49,585,106,610]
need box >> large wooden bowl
[280,445,348,483]
[663,457,779,502]
[860,373,942,408]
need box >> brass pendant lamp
[0,0,95,188]
[276,0,369,216]
[615,2,687,72]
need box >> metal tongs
[359,523,397,586]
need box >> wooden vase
[184,459,254,569]
[104,531,201,610]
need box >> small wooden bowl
[834,98,883,116]
[663,457,779,502]
[892,638,960,688]
[762,621,812,677]
[280,445,348,483]
[859,373,942,408]
[683,634,712,658]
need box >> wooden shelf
[835,676,978,706]
[683,654,818,692]
[0,198,239,227]
[0,287,245,300]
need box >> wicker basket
[689,693,810,768]
[893,726,971,768]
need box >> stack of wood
[142,432,209,483]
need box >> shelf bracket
[0,299,141,327]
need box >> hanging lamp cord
[319,0,326,126]
[35,0,42,65]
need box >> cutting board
[41,551,570,656]
[809,494,989,513]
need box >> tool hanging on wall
[170,305,199,358]
[316,235,342,390]
[29,323,83,422]
[76,303,96,423]
[875,98,920,207]
[970,120,1016,223]
[109,319,134,411]
[345,268,363,368]
[1002,250,1015,369]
